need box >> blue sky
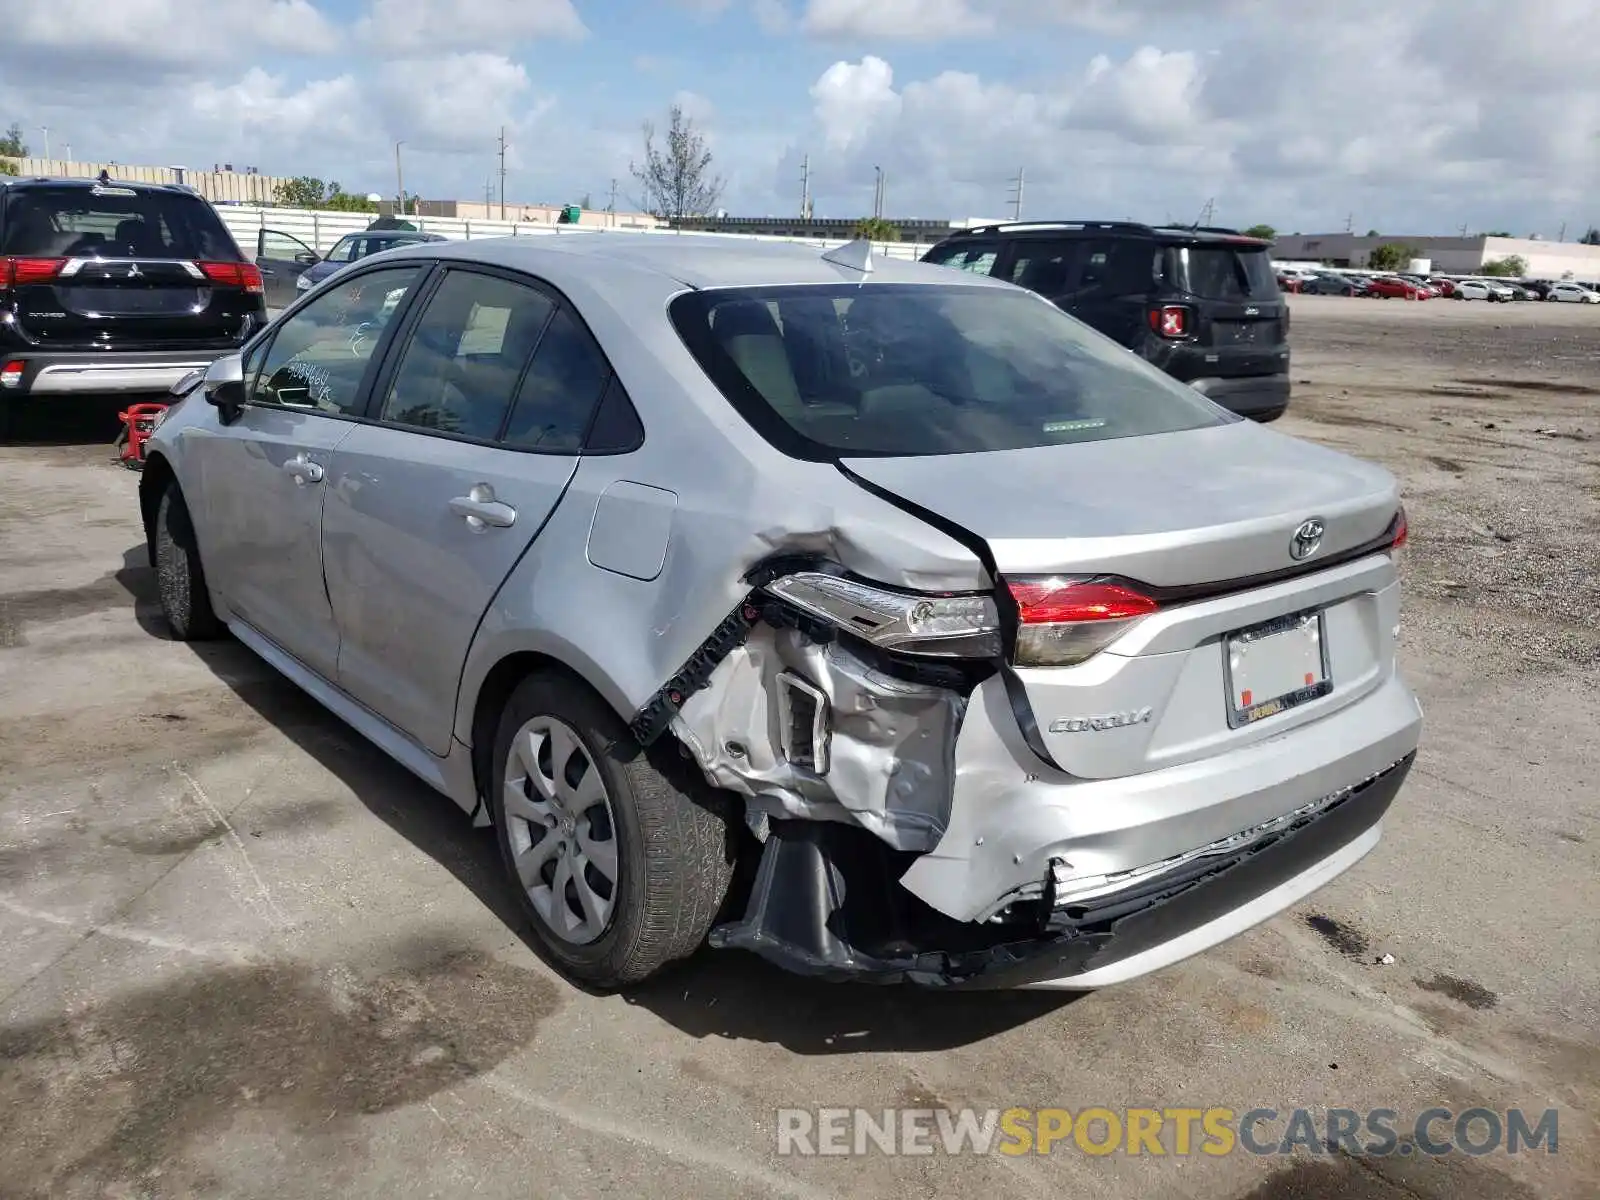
[3,0,1598,235]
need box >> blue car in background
[254,225,447,308]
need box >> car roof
[937,220,1270,247]
[0,174,202,198]
[394,232,1022,291]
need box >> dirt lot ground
[1,295,1596,1199]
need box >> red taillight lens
[1390,506,1408,554]
[1007,578,1160,666]
[0,359,25,389]
[0,257,67,287]
[1148,304,1188,338]
[199,261,264,294]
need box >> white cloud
[801,0,991,40]
[0,0,333,70]
[356,0,585,54]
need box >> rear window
[0,185,238,260]
[1165,244,1279,301]
[668,283,1231,460]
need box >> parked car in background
[1517,279,1554,300]
[293,229,450,298]
[0,171,267,439]
[139,233,1420,992]
[1546,281,1600,303]
[1302,272,1363,296]
[1454,279,1514,302]
[1428,278,1460,297]
[253,226,449,307]
[1364,276,1430,300]
[1495,280,1533,301]
[924,221,1291,420]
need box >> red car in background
[1364,275,1431,300]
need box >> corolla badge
[1049,707,1153,734]
[1289,518,1325,561]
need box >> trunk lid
[843,422,1404,780]
[14,258,249,347]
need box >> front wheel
[491,674,734,989]
[154,484,224,640]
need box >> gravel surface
[0,299,1596,1199]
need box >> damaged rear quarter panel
[451,275,989,767]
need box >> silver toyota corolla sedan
[140,233,1421,992]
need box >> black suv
[1,173,267,433]
[923,221,1290,420]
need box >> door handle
[449,484,516,530]
[283,455,324,485]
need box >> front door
[256,227,320,309]
[190,263,429,678]
[321,268,618,753]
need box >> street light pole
[40,125,49,161]
[395,141,406,216]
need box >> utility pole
[872,165,884,220]
[484,177,493,207]
[497,127,507,221]
[800,154,811,220]
[1008,167,1025,221]
[394,140,405,216]
[1345,212,1353,233]
[1557,221,1566,242]
[607,178,618,226]
[39,126,49,160]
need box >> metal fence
[213,204,938,261]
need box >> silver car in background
[140,234,1421,992]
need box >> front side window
[251,265,423,414]
[324,236,359,264]
[670,283,1230,460]
[378,270,555,440]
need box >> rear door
[256,228,319,308]
[0,183,255,349]
[320,266,621,753]
[1163,240,1287,376]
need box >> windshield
[0,185,238,259]
[669,283,1231,460]
[1166,244,1280,301]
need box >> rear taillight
[764,572,1002,658]
[199,261,265,294]
[1388,506,1408,560]
[1148,304,1188,338]
[1007,577,1160,667]
[0,359,25,389]
[0,257,67,288]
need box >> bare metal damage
[672,622,967,853]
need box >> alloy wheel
[502,716,620,946]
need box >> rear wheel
[490,674,734,989]
[154,484,223,641]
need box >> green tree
[1580,228,1600,245]
[1366,242,1418,271]
[273,176,327,208]
[1479,255,1528,277]
[1481,230,1512,238]
[0,160,15,177]
[1242,224,1276,240]
[0,122,26,156]
[322,183,376,212]
[1365,229,1380,237]
[630,103,725,221]
[853,216,899,241]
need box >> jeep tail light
[0,257,67,288]
[1008,577,1160,667]
[1388,505,1408,561]
[0,359,24,389]
[764,572,1002,658]
[1149,304,1188,338]
[199,261,265,294]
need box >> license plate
[1223,609,1331,728]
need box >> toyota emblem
[1289,519,1325,561]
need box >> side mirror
[203,353,246,417]
[294,251,319,265]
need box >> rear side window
[1166,244,1280,300]
[0,185,238,260]
[924,240,1000,275]
[669,283,1230,460]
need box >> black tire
[491,673,734,989]
[154,484,223,641]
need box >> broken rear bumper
[709,751,1413,988]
